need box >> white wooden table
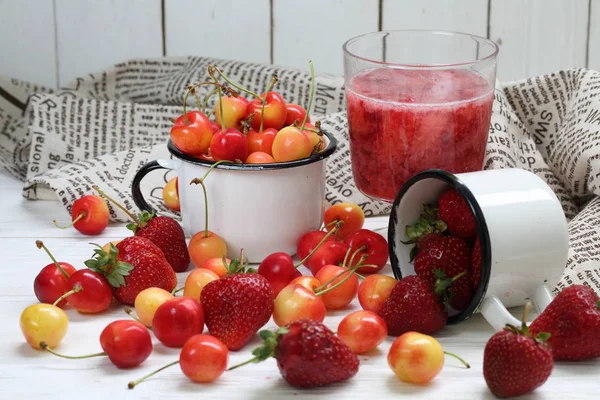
[1,170,598,400]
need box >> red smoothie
[346,68,494,202]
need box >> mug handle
[131,159,180,212]
[480,285,556,332]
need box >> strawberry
[472,236,481,289]
[378,275,447,336]
[128,211,190,273]
[437,188,477,241]
[414,235,473,310]
[201,259,274,350]
[84,237,177,305]
[483,307,553,398]
[530,284,600,361]
[229,319,359,388]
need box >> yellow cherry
[183,268,219,301]
[134,288,174,327]
[20,304,69,350]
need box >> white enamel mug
[387,168,569,329]
[132,132,338,263]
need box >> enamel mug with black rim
[388,168,569,330]
[131,132,338,264]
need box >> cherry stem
[300,60,315,131]
[315,261,362,296]
[259,75,278,132]
[36,240,70,279]
[346,245,367,269]
[172,287,184,295]
[215,83,226,132]
[40,342,105,359]
[92,185,139,225]
[314,255,366,292]
[227,356,259,371]
[53,212,85,230]
[293,221,343,268]
[182,91,190,124]
[444,351,471,369]
[52,285,82,306]
[123,307,150,329]
[341,246,353,271]
[210,66,264,104]
[202,87,219,114]
[128,360,180,389]
[521,301,532,328]
[199,180,209,237]
[324,220,338,228]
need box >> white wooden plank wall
[0,0,599,87]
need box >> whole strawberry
[201,260,274,350]
[414,235,473,310]
[128,211,190,273]
[483,306,553,398]
[378,275,447,336]
[437,188,477,241]
[85,237,177,305]
[229,319,359,388]
[530,284,600,361]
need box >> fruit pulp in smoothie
[346,68,494,202]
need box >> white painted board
[54,0,163,87]
[164,0,271,64]
[489,0,589,81]
[0,0,57,87]
[273,0,380,76]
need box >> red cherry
[180,334,229,383]
[53,195,109,235]
[315,264,359,309]
[210,121,221,133]
[152,297,204,348]
[247,128,277,156]
[100,320,153,368]
[128,334,229,389]
[285,103,309,126]
[214,96,249,129]
[247,92,287,130]
[345,229,389,274]
[33,240,77,307]
[67,269,113,313]
[323,202,365,240]
[209,128,249,162]
[305,241,350,276]
[296,230,334,263]
[257,252,297,295]
[41,319,153,369]
[170,111,214,156]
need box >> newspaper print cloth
[0,57,598,294]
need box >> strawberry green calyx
[433,269,466,310]
[227,327,289,371]
[597,300,600,310]
[504,302,551,344]
[84,243,134,288]
[225,249,256,274]
[403,204,447,262]
[126,210,155,233]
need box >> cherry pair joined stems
[181,81,222,124]
[313,253,374,296]
[36,240,70,279]
[300,60,315,131]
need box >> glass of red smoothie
[343,30,498,203]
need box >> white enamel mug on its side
[132,132,338,263]
[388,168,569,330]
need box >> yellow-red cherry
[357,274,397,313]
[163,176,180,211]
[214,95,249,129]
[134,287,174,327]
[170,111,214,156]
[272,126,312,162]
[315,264,359,309]
[188,231,228,269]
[337,310,387,354]
[273,284,326,327]
[323,202,365,240]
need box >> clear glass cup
[343,30,499,203]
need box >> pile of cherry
[169,62,325,165]
[20,176,600,397]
